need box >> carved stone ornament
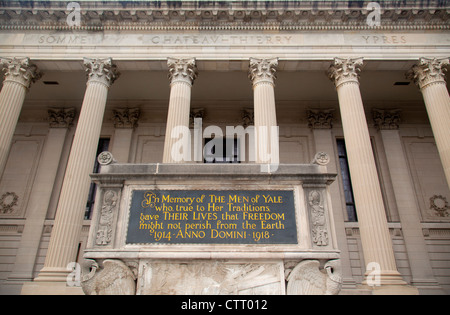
[286,259,342,295]
[407,57,449,90]
[327,57,364,88]
[0,57,42,88]
[138,261,284,295]
[112,108,140,129]
[95,190,118,246]
[47,108,76,128]
[81,259,136,295]
[0,1,448,32]
[308,190,329,246]
[97,151,116,166]
[190,108,205,127]
[242,108,254,127]
[0,192,19,214]
[307,109,335,129]
[167,58,198,86]
[372,108,402,130]
[312,152,330,166]
[248,57,278,86]
[429,195,449,217]
[83,57,120,87]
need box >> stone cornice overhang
[0,0,449,31]
[90,163,337,187]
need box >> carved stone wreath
[0,192,19,214]
[430,195,449,217]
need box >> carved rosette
[47,108,76,128]
[327,57,364,88]
[112,108,140,129]
[307,109,335,129]
[83,57,120,88]
[407,57,449,90]
[167,58,198,86]
[248,57,278,87]
[0,57,42,89]
[97,151,116,166]
[312,152,330,166]
[372,109,402,130]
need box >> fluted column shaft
[0,58,41,179]
[163,58,197,163]
[8,109,74,282]
[249,58,279,164]
[328,58,405,286]
[35,58,119,282]
[408,58,450,189]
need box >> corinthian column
[407,58,450,189]
[162,58,197,163]
[328,58,407,287]
[248,58,279,165]
[0,57,41,179]
[34,58,119,283]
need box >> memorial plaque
[126,190,298,245]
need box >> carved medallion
[429,195,449,217]
[0,192,19,214]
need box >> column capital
[407,57,449,90]
[47,108,76,128]
[0,57,42,89]
[83,57,120,88]
[372,108,402,130]
[112,108,140,129]
[307,109,335,129]
[327,57,364,88]
[248,57,278,87]
[167,58,198,86]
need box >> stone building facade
[0,0,449,295]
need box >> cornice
[0,1,449,31]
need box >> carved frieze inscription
[21,32,419,48]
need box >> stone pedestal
[0,57,41,179]
[32,58,119,285]
[79,161,342,295]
